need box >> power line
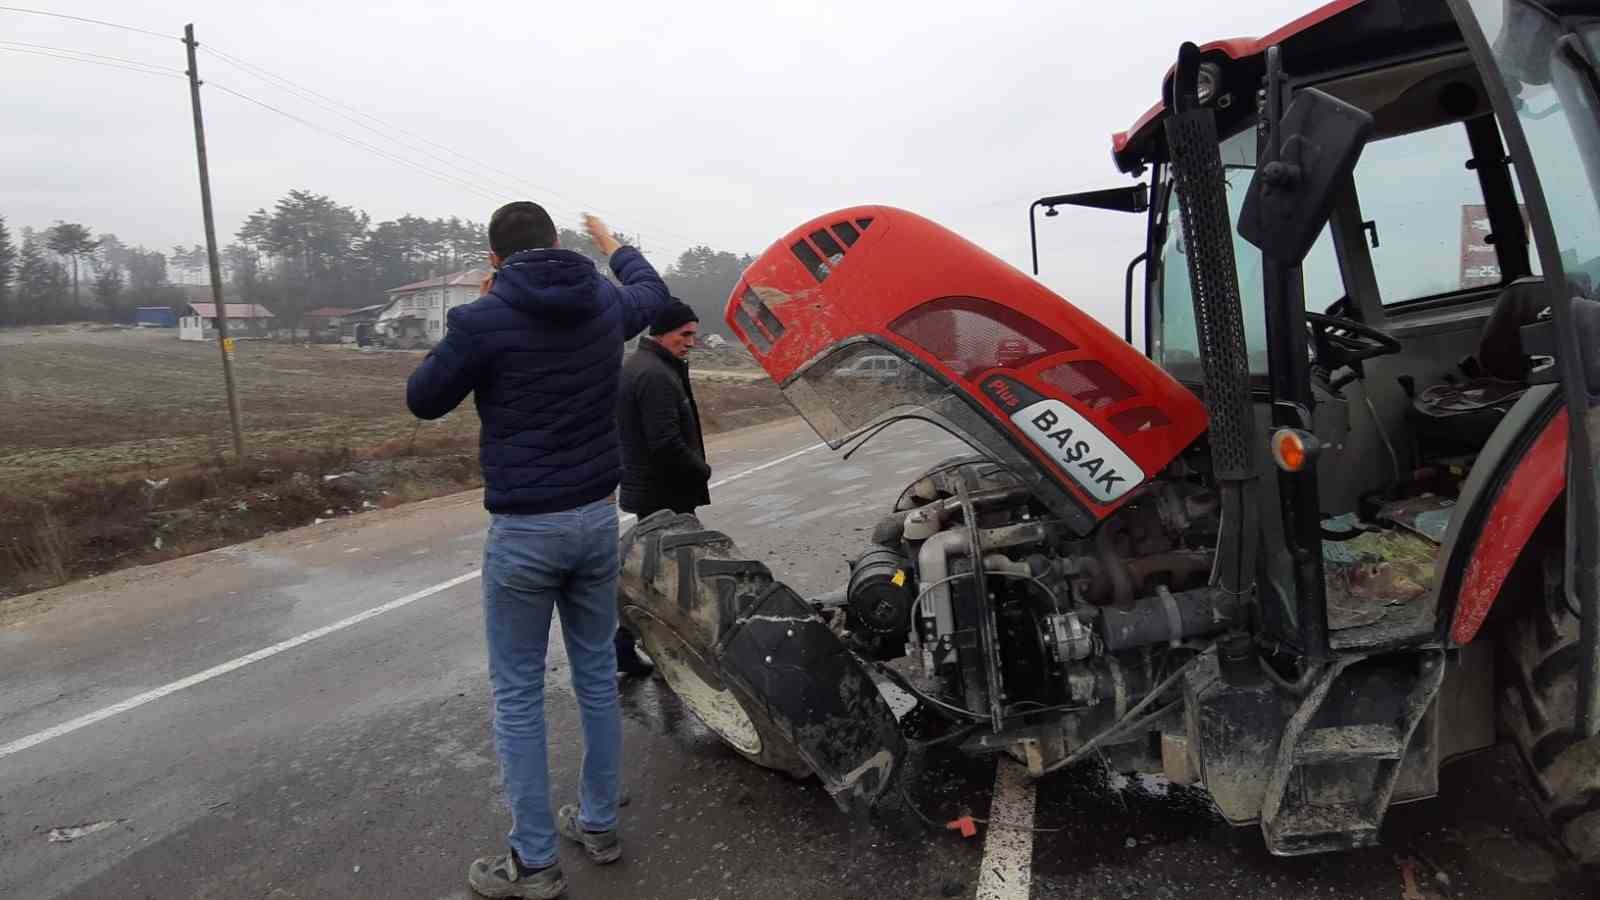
[0,38,560,218]
[0,39,185,75]
[0,5,173,41]
[0,33,530,213]
[0,5,700,256]
[205,82,511,205]
[196,43,701,249]
[0,44,184,79]
[197,46,583,223]
[200,47,585,212]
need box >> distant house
[377,268,490,347]
[339,304,387,346]
[178,303,277,341]
[134,306,178,328]
[303,306,357,342]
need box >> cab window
[1352,123,1506,303]
[1156,128,1341,381]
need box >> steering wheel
[1304,311,1402,370]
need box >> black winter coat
[406,246,670,515]
[617,338,710,515]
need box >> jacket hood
[488,248,602,323]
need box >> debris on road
[1396,855,1425,900]
[45,819,124,842]
[945,815,977,838]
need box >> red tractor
[620,0,1600,861]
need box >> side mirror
[1237,88,1373,265]
[1029,184,1149,275]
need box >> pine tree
[93,265,124,319]
[0,215,15,326]
[17,228,52,323]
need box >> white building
[377,268,490,347]
[178,303,278,341]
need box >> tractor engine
[841,453,1235,747]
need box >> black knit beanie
[649,299,699,336]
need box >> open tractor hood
[725,206,1208,534]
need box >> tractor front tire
[618,512,811,779]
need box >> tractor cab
[1040,0,1600,670]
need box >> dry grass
[2,507,71,587]
[0,442,483,600]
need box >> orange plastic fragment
[946,816,978,838]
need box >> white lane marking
[0,571,481,761]
[708,442,825,489]
[976,759,1038,900]
[0,441,829,760]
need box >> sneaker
[466,850,566,899]
[556,803,622,864]
[616,640,655,678]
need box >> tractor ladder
[1260,649,1445,855]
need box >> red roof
[188,303,275,319]
[304,307,357,318]
[386,267,491,294]
[1110,0,1367,164]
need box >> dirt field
[0,327,780,483]
[0,325,790,599]
[0,326,469,483]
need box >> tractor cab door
[1450,0,1600,735]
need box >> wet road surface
[1,416,1593,898]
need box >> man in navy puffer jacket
[408,202,668,899]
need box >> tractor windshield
[1155,92,1543,384]
[1154,129,1266,382]
[1155,129,1342,382]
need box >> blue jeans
[482,498,621,867]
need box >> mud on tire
[1498,548,1600,865]
[618,511,811,778]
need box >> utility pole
[183,23,246,460]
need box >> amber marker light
[1270,428,1321,472]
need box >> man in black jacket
[614,300,710,674]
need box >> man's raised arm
[585,213,670,339]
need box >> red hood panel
[724,206,1207,522]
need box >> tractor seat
[1475,276,1546,381]
[1408,278,1545,452]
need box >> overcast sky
[3,0,1325,329]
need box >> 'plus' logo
[986,378,1020,410]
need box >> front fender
[1439,386,1565,645]
[717,583,906,814]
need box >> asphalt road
[1,417,1593,899]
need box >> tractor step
[1270,802,1382,854]
[1295,724,1405,764]
[1260,650,1445,856]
